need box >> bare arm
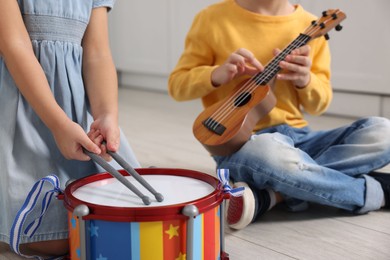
[82,7,120,154]
[0,0,100,160]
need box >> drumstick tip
[142,196,152,205]
[155,193,164,202]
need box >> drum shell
[63,168,226,260]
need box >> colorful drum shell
[63,168,227,260]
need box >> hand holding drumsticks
[84,129,164,205]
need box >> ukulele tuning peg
[324,33,330,41]
[322,11,328,17]
[335,24,343,31]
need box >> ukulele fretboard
[254,33,311,86]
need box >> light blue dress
[0,0,140,244]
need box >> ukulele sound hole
[234,92,251,107]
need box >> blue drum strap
[217,169,245,196]
[10,175,62,260]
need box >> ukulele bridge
[203,118,226,136]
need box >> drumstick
[107,150,164,202]
[83,149,152,205]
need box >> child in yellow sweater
[169,0,390,230]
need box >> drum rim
[63,168,225,222]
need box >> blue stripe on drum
[130,222,141,260]
[193,215,203,260]
[88,220,133,260]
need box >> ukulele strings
[205,16,330,131]
[207,36,307,129]
[209,10,342,128]
[205,33,311,130]
[204,36,306,131]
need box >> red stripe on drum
[163,219,184,259]
[204,208,216,259]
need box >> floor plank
[228,205,390,260]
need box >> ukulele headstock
[304,9,346,40]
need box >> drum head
[72,174,214,207]
[63,168,224,221]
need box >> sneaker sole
[228,182,256,230]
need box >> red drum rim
[63,168,226,222]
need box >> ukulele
[193,9,346,156]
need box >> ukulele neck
[253,33,311,86]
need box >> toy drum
[63,168,230,260]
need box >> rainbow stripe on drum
[68,206,221,260]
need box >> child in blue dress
[0,0,139,257]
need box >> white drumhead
[72,174,215,207]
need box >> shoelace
[217,168,245,197]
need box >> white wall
[296,0,390,117]
[108,0,219,92]
[108,0,390,118]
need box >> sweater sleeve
[168,11,218,101]
[296,37,332,115]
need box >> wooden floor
[1,87,390,259]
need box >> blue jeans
[214,116,390,214]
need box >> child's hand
[276,45,312,88]
[52,120,101,161]
[211,48,263,87]
[88,115,120,161]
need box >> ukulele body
[193,79,276,156]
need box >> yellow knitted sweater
[168,0,332,131]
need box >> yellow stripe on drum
[140,221,164,259]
